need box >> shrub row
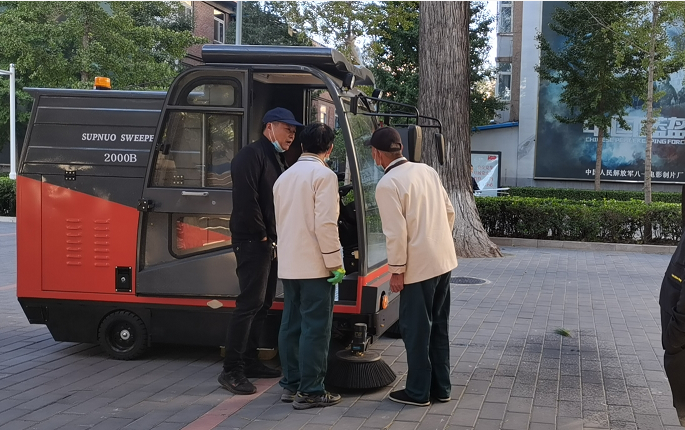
[507,187,682,204]
[0,178,15,216]
[476,196,682,244]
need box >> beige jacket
[274,154,343,279]
[375,159,458,284]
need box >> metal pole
[9,64,16,180]
[235,1,242,45]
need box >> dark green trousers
[278,278,335,395]
[399,271,452,402]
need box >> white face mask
[269,126,285,153]
[372,150,384,172]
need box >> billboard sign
[471,151,501,196]
[534,2,685,183]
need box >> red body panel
[16,176,42,299]
[40,181,139,294]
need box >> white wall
[516,1,543,187]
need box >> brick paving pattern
[0,221,682,429]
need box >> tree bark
[418,1,501,258]
[644,1,658,206]
[595,127,604,191]
[81,33,90,84]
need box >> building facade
[182,1,237,66]
[472,1,683,192]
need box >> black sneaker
[388,389,430,406]
[244,361,281,378]
[292,391,342,410]
[430,392,451,403]
[218,370,256,395]
[281,388,296,403]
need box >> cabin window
[346,98,386,270]
[172,215,232,256]
[151,112,240,188]
[187,83,238,107]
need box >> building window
[497,62,511,101]
[214,9,225,44]
[319,106,328,125]
[179,1,192,19]
[498,1,512,34]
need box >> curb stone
[491,236,676,254]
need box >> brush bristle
[325,359,396,389]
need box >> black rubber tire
[98,311,148,360]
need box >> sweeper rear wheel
[325,349,396,390]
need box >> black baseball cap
[262,107,303,127]
[367,127,402,152]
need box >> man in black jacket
[660,232,685,426]
[219,107,303,395]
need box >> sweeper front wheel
[325,349,396,390]
[98,310,148,360]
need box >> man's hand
[327,268,346,285]
[390,273,404,293]
[261,237,268,242]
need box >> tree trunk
[595,127,604,191]
[81,33,90,84]
[418,1,501,258]
[644,1,659,206]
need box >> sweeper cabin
[16,45,445,389]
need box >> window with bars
[213,9,225,44]
[496,62,512,101]
[498,1,512,34]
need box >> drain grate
[451,276,488,285]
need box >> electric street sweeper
[16,45,445,389]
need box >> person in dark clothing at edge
[659,232,685,426]
[218,107,303,395]
[471,165,480,193]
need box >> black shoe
[388,390,430,407]
[293,391,342,410]
[244,361,281,378]
[281,388,296,403]
[430,392,451,403]
[218,370,256,395]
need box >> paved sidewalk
[0,221,682,429]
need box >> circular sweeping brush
[325,349,396,390]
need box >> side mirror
[343,73,356,90]
[435,133,445,165]
[397,125,422,162]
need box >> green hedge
[476,196,682,244]
[507,187,682,203]
[0,178,15,216]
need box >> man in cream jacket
[370,127,458,407]
[273,122,345,410]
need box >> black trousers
[399,271,452,402]
[661,305,685,419]
[223,240,277,372]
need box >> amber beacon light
[94,76,111,90]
